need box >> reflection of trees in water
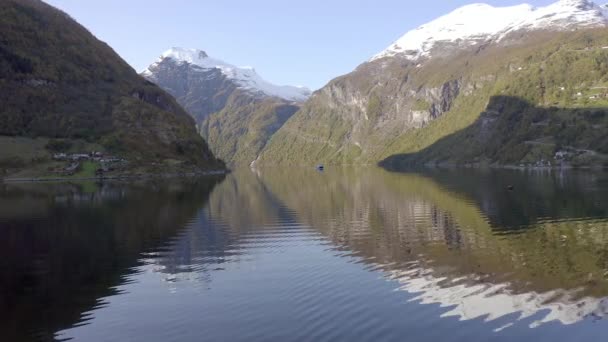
[149,170,301,289]
[155,163,608,327]
[12,167,606,337]
[148,212,235,290]
[425,169,608,230]
[147,167,608,327]
[253,167,608,327]
[0,177,222,342]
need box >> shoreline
[1,169,229,184]
[380,162,608,172]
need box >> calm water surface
[3,168,608,341]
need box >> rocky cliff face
[143,49,309,165]
[144,58,239,124]
[258,0,608,167]
[256,53,475,164]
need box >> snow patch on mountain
[143,48,311,102]
[372,0,608,61]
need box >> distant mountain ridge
[143,48,308,165]
[144,48,311,102]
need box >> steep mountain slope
[143,48,309,165]
[258,0,608,168]
[0,0,224,174]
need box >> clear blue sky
[45,0,554,90]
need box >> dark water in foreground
[3,168,608,341]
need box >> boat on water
[316,164,324,171]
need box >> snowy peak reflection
[146,167,608,328]
[256,167,608,328]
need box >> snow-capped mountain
[143,48,311,102]
[373,0,608,61]
[142,47,306,165]
[258,0,608,167]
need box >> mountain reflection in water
[0,178,224,341]
[3,168,608,341]
[255,168,608,327]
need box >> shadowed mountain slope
[0,0,224,171]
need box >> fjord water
[3,169,608,341]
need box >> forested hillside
[0,0,224,175]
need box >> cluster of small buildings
[52,151,125,163]
[519,160,553,168]
[52,152,128,176]
[574,92,608,100]
[533,159,553,168]
[554,151,570,160]
[516,150,590,169]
